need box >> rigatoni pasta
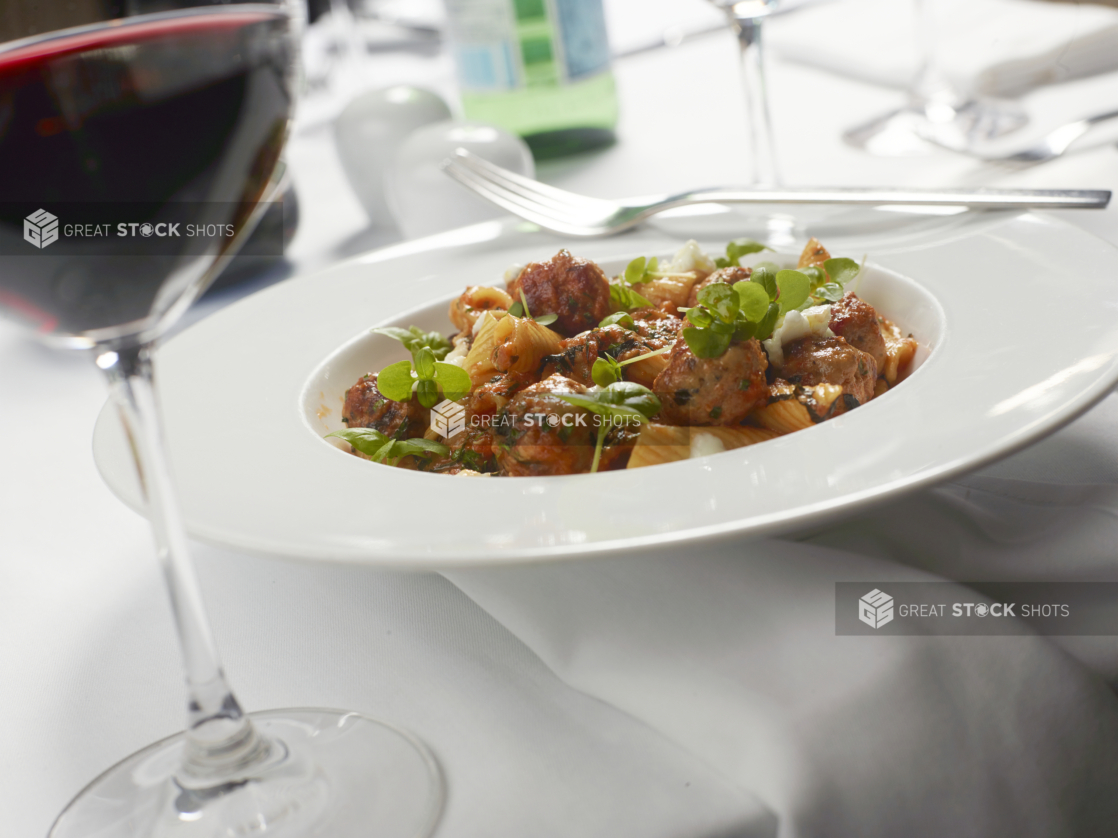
[333,239,920,476]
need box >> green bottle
[444,0,618,158]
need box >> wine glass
[707,0,782,185]
[842,0,1027,155]
[0,2,443,836]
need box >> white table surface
[4,1,1118,836]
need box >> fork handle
[665,186,1110,210]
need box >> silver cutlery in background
[441,149,1111,238]
[926,108,1118,164]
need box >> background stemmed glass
[843,0,1027,155]
[0,1,442,835]
[707,0,782,186]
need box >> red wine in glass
[0,9,290,341]
[0,6,443,837]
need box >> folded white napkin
[768,0,1118,97]
[446,395,1118,837]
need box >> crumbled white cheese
[777,309,813,344]
[803,305,834,336]
[503,263,525,284]
[689,432,726,459]
[662,240,716,275]
[455,469,492,477]
[444,335,470,368]
[762,304,834,369]
[472,310,490,337]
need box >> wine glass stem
[910,0,956,107]
[730,12,780,186]
[97,343,268,784]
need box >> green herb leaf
[823,257,861,286]
[376,360,415,402]
[325,428,390,458]
[776,269,810,314]
[433,362,472,401]
[754,260,781,275]
[591,355,622,387]
[415,378,439,408]
[817,283,845,303]
[697,283,738,322]
[754,303,781,341]
[800,265,826,288]
[508,301,524,317]
[750,267,778,300]
[534,313,558,326]
[685,307,714,329]
[723,238,770,267]
[398,438,449,457]
[326,429,449,465]
[414,347,437,380]
[558,381,661,422]
[732,280,770,321]
[683,326,732,359]
[555,382,661,473]
[609,283,653,311]
[372,326,452,361]
[599,312,636,330]
[732,320,757,342]
[624,256,650,285]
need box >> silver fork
[441,149,1110,237]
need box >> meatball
[685,265,751,308]
[539,325,628,386]
[630,307,682,343]
[540,322,675,388]
[781,336,877,407]
[653,337,769,425]
[507,249,612,337]
[342,374,429,439]
[466,371,535,423]
[829,292,886,369]
[423,426,500,475]
[494,375,598,476]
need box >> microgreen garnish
[609,283,653,311]
[556,382,661,473]
[599,311,636,330]
[376,346,471,409]
[713,238,771,269]
[508,289,558,326]
[774,270,810,315]
[681,269,810,359]
[608,255,698,313]
[624,255,658,285]
[590,345,671,387]
[810,257,862,303]
[326,428,448,465]
[372,326,452,360]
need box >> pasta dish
[328,237,918,476]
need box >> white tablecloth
[4,1,1118,835]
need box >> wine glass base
[50,709,444,838]
[843,99,1028,157]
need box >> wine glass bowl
[842,0,1028,156]
[0,3,444,836]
